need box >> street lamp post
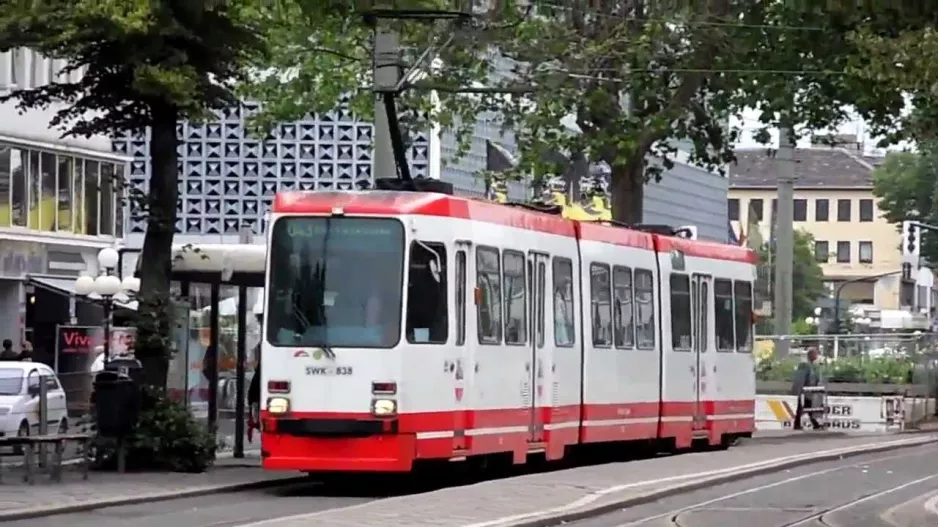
[74,248,140,363]
[804,307,824,335]
[832,270,902,334]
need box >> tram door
[527,252,548,444]
[691,274,711,432]
[453,247,469,452]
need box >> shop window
[11,148,25,227]
[84,160,99,235]
[56,155,72,232]
[100,162,114,235]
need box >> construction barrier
[755,393,907,433]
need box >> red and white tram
[259,189,758,473]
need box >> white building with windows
[0,48,130,353]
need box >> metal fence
[0,369,250,449]
[754,332,938,427]
[755,332,937,360]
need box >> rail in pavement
[243,433,938,527]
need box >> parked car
[0,363,69,443]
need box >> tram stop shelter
[124,238,265,458]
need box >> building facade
[0,48,130,350]
[728,144,912,309]
[119,103,733,247]
[114,102,430,247]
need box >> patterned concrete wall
[113,102,429,236]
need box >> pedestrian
[0,339,17,360]
[247,312,263,442]
[19,340,33,362]
[791,346,822,430]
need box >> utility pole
[372,24,400,181]
[773,126,796,357]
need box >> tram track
[611,445,938,527]
[668,473,938,527]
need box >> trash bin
[104,357,144,385]
[93,362,142,438]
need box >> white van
[0,362,69,440]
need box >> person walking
[247,312,263,442]
[0,339,17,360]
[791,346,823,430]
[18,341,32,362]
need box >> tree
[0,1,266,387]
[243,2,937,224]
[245,1,758,222]
[871,147,938,264]
[757,230,825,325]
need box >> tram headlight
[371,398,397,416]
[267,396,290,414]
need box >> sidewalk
[248,433,938,527]
[0,454,302,521]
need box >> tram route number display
[782,403,862,429]
[305,366,353,376]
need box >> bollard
[38,374,49,468]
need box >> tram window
[699,279,709,352]
[455,250,467,346]
[714,279,736,352]
[536,261,546,349]
[552,258,576,347]
[670,274,692,351]
[612,266,635,349]
[503,250,527,345]
[406,241,449,344]
[590,263,613,347]
[477,246,503,345]
[634,269,656,349]
[734,280,753,351]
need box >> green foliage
[97,386,217,473]
[756,230,826,324]
[872,148,938,265]
[790,319,815,336]
[0,1,267,386]
[756,356,914,385]
[240,3,938,223]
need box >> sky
[730,107,913,155]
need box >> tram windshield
[266,217,404,348]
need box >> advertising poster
[55,325,136,412]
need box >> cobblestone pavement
[0,454,293,520]
[241,433,938,527]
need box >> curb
[496,435,938,527]
[0,475,309,522]
[743,431,847,444]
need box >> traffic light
[902,220,921,264]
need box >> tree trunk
[609,161,645,225]
[135,105,180,389]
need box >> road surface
[568,442,938,527]
[0,479,373,527]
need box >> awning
[26,275,137,311]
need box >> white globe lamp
[74,275,95,296]
[95,274,122,296]
[97,247,119,270]
[121,276,141,293]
